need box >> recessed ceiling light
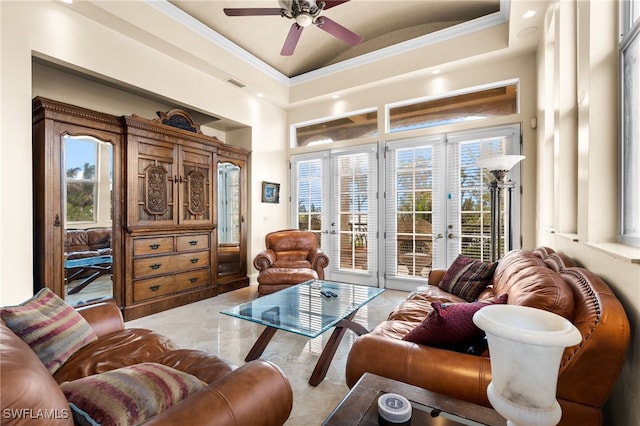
[432,69,441,75]
[523,10,536,19]
[257,93,264,98]
[60,0,73,3]
[332,95,339,99]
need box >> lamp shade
[477,155,525,171]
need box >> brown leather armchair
[254,229,330,295]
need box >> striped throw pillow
[438,255,498,302]
[61,363,207,426]
[1,287,98,374]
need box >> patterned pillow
[61,362,207,426]
[403,294,508,350]
[438,255,498,302]
[1,287,98,374]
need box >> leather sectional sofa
[1,298,293,425]
[346,247,630,426]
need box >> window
[620,0,640,247]
[65,137,98,223]
[387,82,518,133]
[293,109,378,147]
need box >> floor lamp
[477,155,525,262]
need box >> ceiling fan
[223,0,362,56]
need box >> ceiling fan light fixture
[295,13,313,27]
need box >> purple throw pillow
[403,294,508,350]
[438,255,498,302]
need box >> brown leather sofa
[254,229,330,295]
[64,228,112,260]
[1,299,293,426]
[346,247,630,426]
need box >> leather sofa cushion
[273,259,312,269]
[492,249,576,320]
[258,268,318,285]
[53,328,179,384]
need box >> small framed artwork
[262,181,280,203]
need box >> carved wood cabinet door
[179,146,214,226]
[131,138,178,227]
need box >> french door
[291,125,521,290]
[290,145,378,286]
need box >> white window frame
[619,0,640,247]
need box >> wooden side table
[323,373,506,426]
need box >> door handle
[448,233,457,239]
[434,233,444,240]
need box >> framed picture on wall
[262,181,280,203]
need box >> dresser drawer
[133,275,174,301]
[133,236,174,256]
[173,268,209,292]
[177,234,209,252]
[133,268,209,302]
[134,251,210,279]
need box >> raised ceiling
[170,0,501,78]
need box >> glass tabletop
[221,280,385,338]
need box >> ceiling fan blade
[322,1,350,10]
[223,8,282,16]
[315,16,362,46]
[281,23,304,56]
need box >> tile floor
[126,284,409,425]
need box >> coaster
[378,393,412,423]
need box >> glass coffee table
[221,279,384,386]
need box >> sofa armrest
[346,334,492,407]
[144,360,293,426]
[75,299,124,338]
[253,249,276,272]
[308,248,330,280]
[427,269,447,286]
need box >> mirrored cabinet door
[216,152,248,288]
[32,97,123,307]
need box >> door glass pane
[450,130,517,263]
[293,159,324,248]
[336,154,371,271]
[388,146,434,277]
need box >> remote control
[320,289,332,298]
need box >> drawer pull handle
[190,258,199,264]
[189,240,198,246]
[189,277,198,283]
[149,244,160,250]
[149,285,160,292]
[150,263,162,270]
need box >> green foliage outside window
[66,163,95,222]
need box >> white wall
[0,0,289,304]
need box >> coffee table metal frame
[64,255,113,295]
[221,279,384,386]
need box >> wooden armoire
[32,97,249,320]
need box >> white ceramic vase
[473,304,582,426]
